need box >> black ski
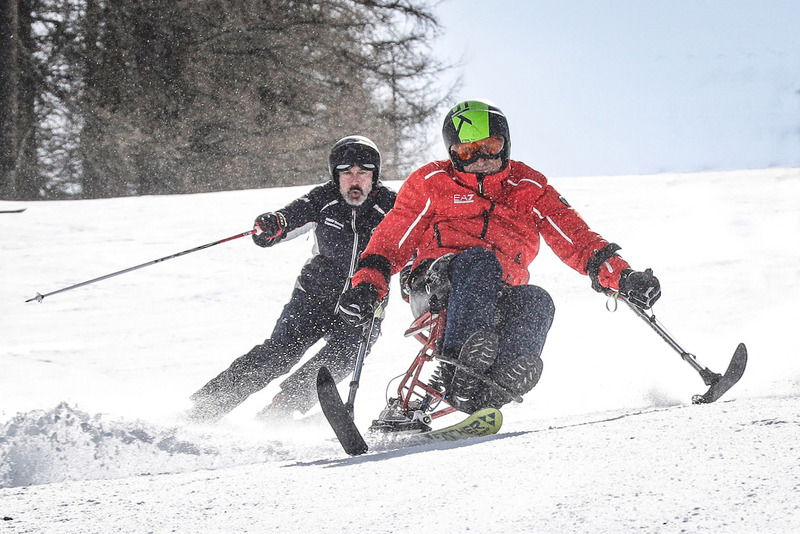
[692,343,747,404]
[621,297,747,404]
[0,208,26,214]
[317,366,368,456]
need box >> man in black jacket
[188,136,397,422]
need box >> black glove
[619,268,661,309]
[252,212,286,247]
[338,283,379,326]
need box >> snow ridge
[0,403,294,488]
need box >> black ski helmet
[328,135,381,184]
[442,100,510,172]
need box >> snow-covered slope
[1,168,799,532]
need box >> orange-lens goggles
[450,137,505,161]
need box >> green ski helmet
[442,100,510,172]
[328,135,381,184]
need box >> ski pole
[343,302,384,419]
[618,294,747,403]
[26,229,255,303]
[621,296,717,382]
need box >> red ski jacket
[352,159,630,298]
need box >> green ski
[371,408,502,450]
[418,407,502,442]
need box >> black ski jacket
[267,181,396,297]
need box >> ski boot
[437,328,499,412]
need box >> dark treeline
[0,0,453,199]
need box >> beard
[342,184,370,206]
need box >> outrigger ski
[317,365,368,455]
[621,297,748,404]
[691,343,747,404]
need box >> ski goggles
[335,162,377,171]
[449,136,505,162]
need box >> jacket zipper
[480,209,490,239]
[342,207,359,295]
[475,174,492,239]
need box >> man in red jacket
[338,100,661,412]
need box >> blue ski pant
[443,247,555,364]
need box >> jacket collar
[450,161,512,197]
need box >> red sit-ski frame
[395,310,457,420]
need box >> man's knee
[230,340,299,377]
[505,285,555,324]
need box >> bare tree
[15,0,41,199]
[27,0,90,198]
[347,0,455,177]
[14,0,455,198]
[0,0,19,198]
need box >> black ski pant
[191,286,381,420]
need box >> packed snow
[1,168,799,533]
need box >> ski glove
[252,212,286,247]
[338,283,379,326]
[619,268,661,309]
